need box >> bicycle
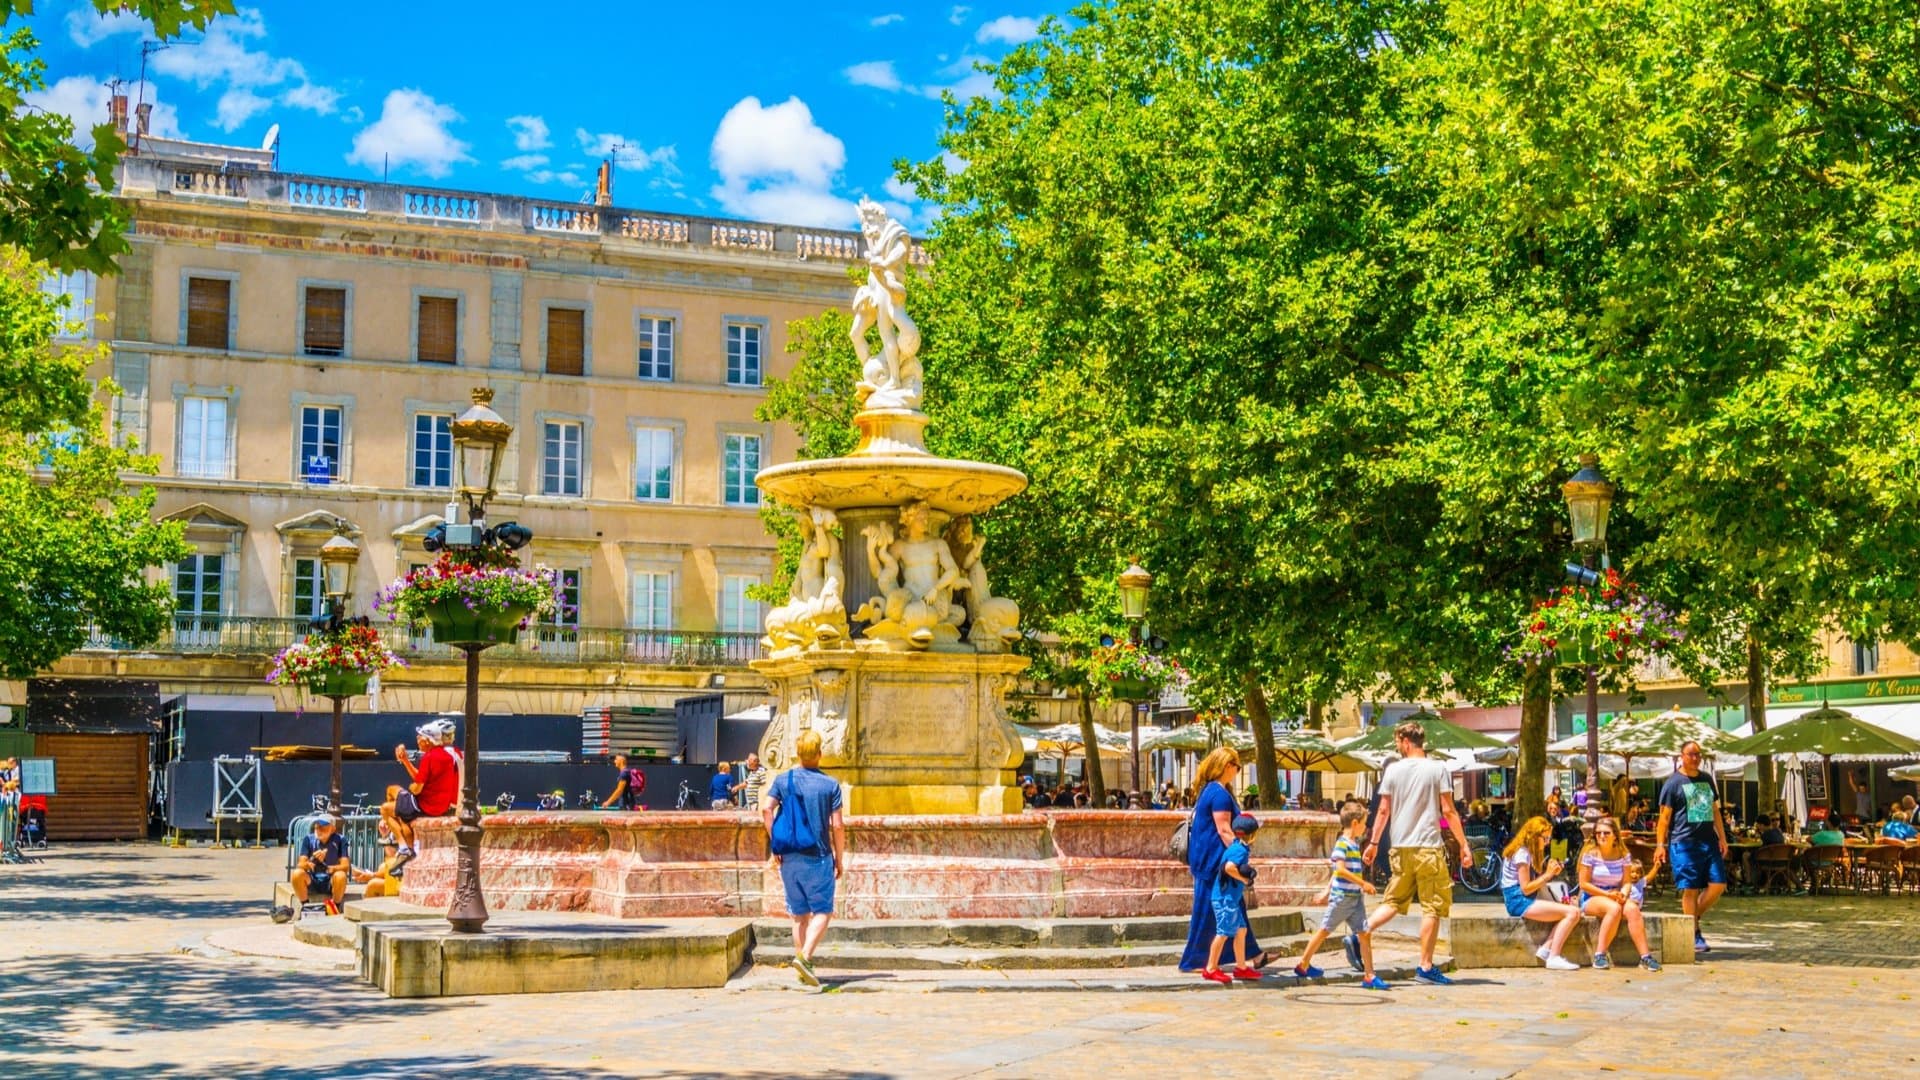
[493,791,516,812]
[537,792,563,811]
[576,790,596,810]
[309,792,375,816]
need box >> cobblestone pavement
[3,844,1918,1079]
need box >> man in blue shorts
[1651,740,1729,954]
[762,730,846,987]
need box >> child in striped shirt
[1293,806,1389,989]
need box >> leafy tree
[1,2,233,274]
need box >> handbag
[768,772,821,857]
[1169,815,1191,862]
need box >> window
[553,569,582,627]
[631,571,672,630]
[174,554,223,644]
[725,322,761,386]
[637,316,674,380]
[298,405,342,483]
[541,421,583,496]
[178,395,230,478]
[416,295,458,364]
[723,433,761,506]
[720,574,763,633]
[633,427,673,502]
[185,276,231,349]
[292,557,324,620]
[411,413,453,488]
[1854,641,1880,676]
[545,306,585,376]
[42,269,95,337]
[303,286,347,357]
[34,426,79,467]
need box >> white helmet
[417,719,458,745]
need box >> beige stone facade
[43,138,893,715]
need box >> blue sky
[26,2,1064,230]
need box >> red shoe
[1232,966,1265,981]
[1200,968,1233,984]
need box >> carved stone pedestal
[752,648,1031,816]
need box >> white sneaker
[1544,954,1580,971]
[1535,943,1552,962]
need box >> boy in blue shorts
[1293,806,1389,989]
[1201,814,1264,983]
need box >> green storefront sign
[1771,676,1920,705]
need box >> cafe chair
[1753,843,1798,894]
[1898,847,1920,896]
[1802,845,1851,896]
[1855,844,1902,895]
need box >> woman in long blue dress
[1179,745,1265,971]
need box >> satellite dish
[261,123,280,151]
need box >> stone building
[33,108,887,720]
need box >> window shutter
[185,277,230,349]
[546,307,585,376]
[303,287,346,356]
[417,296,457,363]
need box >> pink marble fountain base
[399,810,1340,921]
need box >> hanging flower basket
[424,596,535,647]
[1106,676,1160,701]
[375,553,564,648]
[1084,642,1183,705]
[267,623,403,695]
[1509,568,1683,671]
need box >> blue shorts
[1212,889,1248,936]
[1668,841,1728,890]
[1502,884,1536,918]
[781,851,837,916]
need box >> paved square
[3,845,1918,1078]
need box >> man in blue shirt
[763,730,846,988]
[291,816,349,912]
[709,763,736,809]
[1652,741,1729,954]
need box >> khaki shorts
[1383,846,1452,918]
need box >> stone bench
[1449,910,1695,969]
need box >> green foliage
[0,2,233,274]
[0,248,187,677]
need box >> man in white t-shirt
[1362,719,1470,985]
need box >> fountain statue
[753,198,1030,814]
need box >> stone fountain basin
[756,455,1028,516]
[397,810,1340,921]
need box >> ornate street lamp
[446,386,516,934]
[317,523,360,816]
[1117,559,1153,796]
[1562,454,1614,841]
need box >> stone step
[736,955,1455,992]
[290,914,355,950]
[753,933,1308,971]
[750,908,1305,949]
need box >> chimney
[108,93,129,135]
[135,102,152,136]
[595,159,612,207]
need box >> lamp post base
[447,645,489,933]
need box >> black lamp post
[1562,453,1615,840]
[1117,559,1153,796]
[446,388,513,934]
[317,525,360,817]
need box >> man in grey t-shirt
[1362,719,1470,985]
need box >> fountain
[397,203,1337,928]
[751,197,1032,816]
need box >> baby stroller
[19,796,48,850]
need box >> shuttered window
[185,277,231,349]
[416,295,458,364]
[546,306,585,376]
[303,287,346,356]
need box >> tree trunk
[1078,689,1107,805]
[1243,673,1282,811]
[1747,633,1775,814]
[1516,661,1552,821]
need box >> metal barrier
[212,755,263,847]
[281,812,384,889]
[0,801,35,865]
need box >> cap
[1231,813,1259,835]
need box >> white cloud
[281,83,340,116]
[346,89,473,179]
[214,87,271,131]
[24,76,183,147]
[527,169,584,188]
[709,96,856,228]
[148,8,341,123]
[883,177,916,202]
[341,104,364,124]
[844,60,905,92]
[574,128,678,177]
[501,153,549,171]
[65,8,144,47]
[926,56,998,101]
[976,15,1040,44]
[507,115,550,151]
[950,5,972,24]
[869,12,904,25]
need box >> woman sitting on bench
[1501,815,1584,971]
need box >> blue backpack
[768,771,821,856]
